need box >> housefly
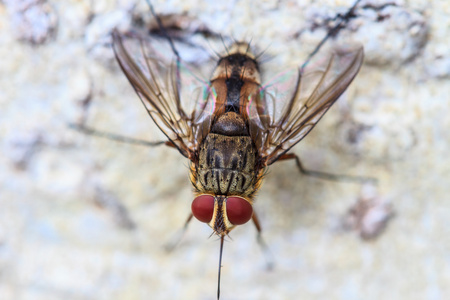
[75,0,369,298]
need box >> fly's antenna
[300,0,362,73]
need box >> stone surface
[1,0,449,299]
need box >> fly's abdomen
[209,42,262,116]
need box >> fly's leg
[252,213,274,270]
[287,0,374,184]
[277,153,378,184]
[145,0,183,91]
[164,213,194,252]
[69,123,168,148]
[145,0,181,61]
[300,0,363,72]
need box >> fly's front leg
[252,213,274,270]
[277,153,377,184]
[164,213,194,252]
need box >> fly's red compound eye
[191,195,215,223]
[226,197,253,225]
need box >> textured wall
[1,0,449,299]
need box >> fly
[73,0,373,298]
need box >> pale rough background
[1,0,449,300]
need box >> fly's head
[191,193,254,236]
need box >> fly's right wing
[247,47,364,165]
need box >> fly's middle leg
[69,123,167,148]
[277,153,378,185]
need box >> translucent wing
[248,47,364,165]
[112,31,213,159]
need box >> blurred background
[1,0,449,299]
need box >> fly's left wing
[112,30,213,159]
[248,47,364,165]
